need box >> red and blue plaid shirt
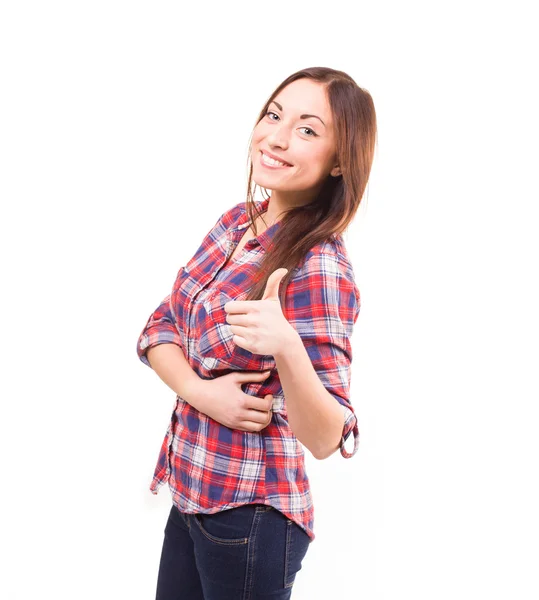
[136,197,361,542]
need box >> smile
[260,151,292,169]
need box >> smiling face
[251,78,341,208]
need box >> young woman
[137,66,377,599]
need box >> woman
[136,66,377,599]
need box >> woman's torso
[139,198,361,543]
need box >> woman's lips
[259,150,293,169]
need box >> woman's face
[251,78,341,203]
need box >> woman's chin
[252,175,276,190]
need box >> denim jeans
[155,503,311,599]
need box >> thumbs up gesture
[224,268,296,358]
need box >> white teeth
[262,152,289,167]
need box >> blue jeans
[155,503,311,599]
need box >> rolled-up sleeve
[286,250,361,458]
[136,291,183,368]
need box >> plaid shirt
[136,197,361,542]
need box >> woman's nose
[267,133,289,149]
[266,125,290,149]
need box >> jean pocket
[192,505,259,546]
[284,518,311,588]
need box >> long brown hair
[243,66,377,305]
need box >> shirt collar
[233,197,281,252]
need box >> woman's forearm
[145,343,205,411]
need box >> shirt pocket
[196,288,275,372]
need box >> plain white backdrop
[1,1,538,598]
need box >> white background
[1,1,538,598]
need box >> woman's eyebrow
[270,100,326,128]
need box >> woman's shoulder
[292,234,359,296]
[301,233,354,271]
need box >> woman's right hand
[192,370,274,433]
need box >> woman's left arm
[273,329,350,460]
[276,251,361,460]
[224,249,361,459]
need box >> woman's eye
[265,111,318,137]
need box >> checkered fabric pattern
[136,197,361,541]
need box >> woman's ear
[330,165,342,177]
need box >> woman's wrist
[146,343,207,411]
[182,376,211,413]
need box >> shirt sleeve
[285,249,361,458]
[136,289,184,368]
